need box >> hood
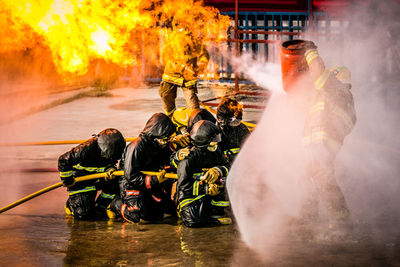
[141,113,176,139]
[97,128,126,161]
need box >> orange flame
[0,0,230,79]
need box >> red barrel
[280,39,309,93]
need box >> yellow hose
[0,170,177,214]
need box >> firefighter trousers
[159,81,200,117]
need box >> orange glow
[0,0,230,78]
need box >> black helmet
[97,128,126,161]
[190,120,221,148]
[187,108,216,133]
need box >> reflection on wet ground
[1,210,400,266]
[0,162,399,266]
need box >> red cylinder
[280,40,309,93]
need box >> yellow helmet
[171,107,191,130]
[331,65,351,84]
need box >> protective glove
[62,176,75,187]
[206,183,221,196]
[304,40,317,50]
[201,167,221,184]
[177,147,191,160]
[171,134,190,147]
[156,169,168,184]
[105,167,117,181]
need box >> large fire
[0,0,230,79]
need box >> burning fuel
[0,0,230,78]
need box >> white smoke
[227,0,400,261]
[233,54,284,94]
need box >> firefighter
[177,120,230,227]
[108,113,177,223]
[216,98,250,164]
[58,128,126,220]
[170,107,191,150]
[159,23,210,117]
[300,41,357,228]
[170,108,216,170]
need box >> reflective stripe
[178,195,205,212]
[145,175,151,189]
[162,74,184,86]
[193,172,203,180]
[172,159,178,169]
[127,205,139,211]
[60,171,73,178]
[184,80,197,88]
[192,181,200,196]
[152,195,162,202]
[314,69,331,90]
[224,148,240,156]
[121,204,137,223]
[303,130,341,151]
[73,164,106,173]
[100,192,115,199]
[309,101,325,113]
[221,166,229,176]
[68,186,96,195]
[126,190,140,196]
[305,50,319,65]
[211,200,230,207]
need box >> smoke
[233,54,284,94]
[227,0,400,261]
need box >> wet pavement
[0,85,399,266]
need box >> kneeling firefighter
[109,113,177,223]
[58,128,126,220]
[177,120,230,227]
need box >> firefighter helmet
[171,107,191,131]
[331,65,351,84]
[217,98,243,127]
[190,120,221,148]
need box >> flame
[0,0,230,79]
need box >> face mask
[218,117,241,127]
[207,142,218,152]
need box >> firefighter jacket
[161,36,209,88]
[176,147,229,208]
[119,113,176,202]
[219,123,250,164]
[303,50,357,154]
[58,137,118,193]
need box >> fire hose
[0,170,177,214]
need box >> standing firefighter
[177,120,230,227]
[109,113,177,223]
[159,24,210,117]
[300,41,357,227]
[216,98,250,164]
[58,128,126,220]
